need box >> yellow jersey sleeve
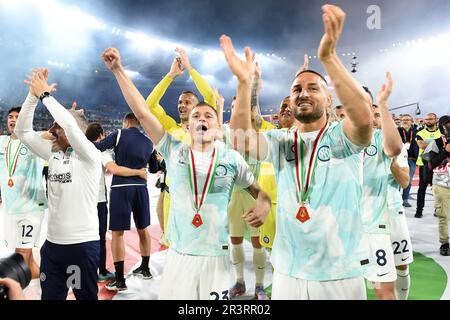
[145,75,180,133]
[189,69,217,109]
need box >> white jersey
[15,94,101,245]
[98,149,114,203]
[0,136,47,215]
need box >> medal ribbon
[294,125,328,204]
[188,147,219,217]
[6,139,22,180]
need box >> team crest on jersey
[318,146,331,162]
[365,145,378,157]
[19,146,28,156]
[215,165,227,177]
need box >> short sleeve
[155,132,176,160]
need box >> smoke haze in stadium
[0,0,449,118]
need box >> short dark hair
[439,115,450,127]
[8,107,21,115]
[85,123,104,142]
[181,91,199,101]
[362,86,374,103]
[124,112,140,125]
[296,70,328,86]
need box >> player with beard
[225,4,373,299]
[101,47,272,300]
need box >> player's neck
[294,116,327,133]
[402,125,411,131]
[10,133,17,140]
[181,121,189,130]
[191,141,214,153]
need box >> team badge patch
[365,145,378,157]
[215,165,227,177]
[20,146,28,156]
[317,146,331,162]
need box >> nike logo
[286,158,295,162]
[21,242,31,245]
[377,273,389,277]
[401,257,410,262]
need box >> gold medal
[8,178,14,188]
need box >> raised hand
[213,86,225,111]
[318,4,346,62]
[175,47,192,71]
[24,70,58,98]
[377,72,393,106]
[295,54,309,77]
[242,206,267,228]
[168,57,185,79]
[220,35,254,83]
[102,47,123,71]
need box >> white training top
[98,149,114,203]
[15,94,101,245]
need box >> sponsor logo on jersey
[49,172,72,184]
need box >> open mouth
[195,124,208,133]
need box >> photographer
[0,278,25,300]
[424,116,450,256]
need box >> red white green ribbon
[188,147,219,225]
[6,139,22,184]
[294,125,328,205]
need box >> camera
[0,254,32,300]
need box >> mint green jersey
[362,129,391,234]
[263,122,368,281]
[0,136,47,215]
[155,133,255,257]
[387,145,409,214]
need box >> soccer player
[145,47,218,244]
[17,69,102,300]
[0,106,47,279]
[361,80,403,300]
[225,60,276,300]
[224,4,373,299]
[101,47,272,300]
[277,97,295,129]
[388,145,414,299]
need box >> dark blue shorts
[109,186,150,231]
[40,240,99,300]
